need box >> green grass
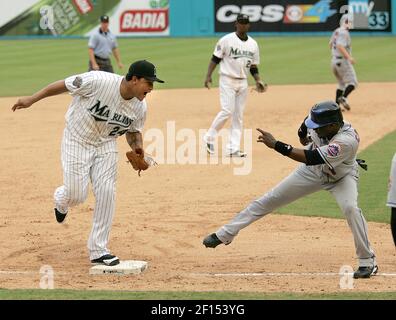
[0,36,395,96]
[1,289,395,300]
[277,130,396,223]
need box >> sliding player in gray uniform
[12,60,164,266]
[387,153,396,246]
[203,101,378,279]
[329,14,357,111]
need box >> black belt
[95,55,110,61]
[335,56,343,59]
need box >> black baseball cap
[236,13,250,24]
[100,15,109,23]
[126,60,164,83]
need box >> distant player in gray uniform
[12,60,164,266]
[88,15,124,73]
[387,153,396,246]
[329,14,357,111]
[203,101,378,279]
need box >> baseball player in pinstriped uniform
[387,153,396,246]
[329,14,357,111]
[204,13,266,157]
[12,60,164,266]
[203,101,378,279]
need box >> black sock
[391,207,396,246]
[344,85,355,98]
[336,89,343,102]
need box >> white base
[89,260,148,275]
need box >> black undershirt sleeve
[211,55,221,64]
[250,66,258,77]
[304,149,325,165]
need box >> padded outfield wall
[0,0,394,38]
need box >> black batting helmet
[305,101,343,129]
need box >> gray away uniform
[216,122,376,267]
[330,27,358,90]
[387,153,396,208]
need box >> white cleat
[337,96,351,111]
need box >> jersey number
[109,126,128,137]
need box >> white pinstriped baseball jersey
[64,71,147,150]
[307,122,359,182]
[213,32,260,79]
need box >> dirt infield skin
[0,83,395,293]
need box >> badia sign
[214,0,391,32]
[120,9,168,32]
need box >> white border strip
[192,272,396,277]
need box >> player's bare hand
[348,57,356,64]
[92,63,100,70]
[256,128,276,149]
[253,81,268,93]
[204,77,212,89]
[117,62,124,69]
[12,97,34,112]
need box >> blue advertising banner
[214,0,391,33]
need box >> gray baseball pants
[332,59,358,90]
[89,56,114,73]
[216,164,376,267]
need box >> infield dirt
[0,82,395,293]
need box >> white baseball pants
[54,128,118,260]
[204,75,248,153]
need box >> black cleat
[91,254,120,266]
[206,143,215,155]
[353,265,378,279]
[203,233,223,248]
[228,150,247,157]
[54,208,67,223]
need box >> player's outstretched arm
[256,128,307,163]
[12,80,68,112]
